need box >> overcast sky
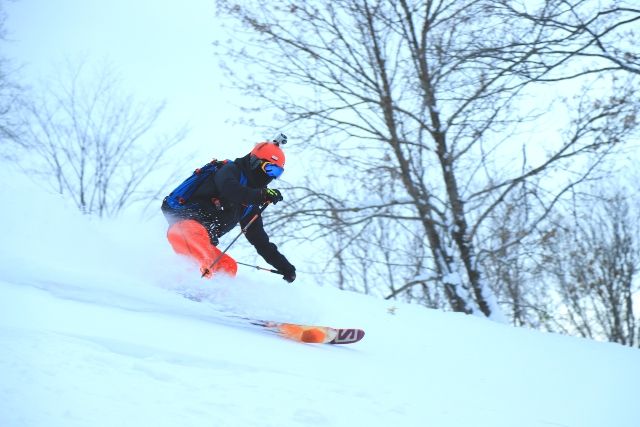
[5,0,637,185]
[4,0,265,160]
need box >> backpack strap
[241,204,255,220]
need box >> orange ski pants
[166,219,237,278]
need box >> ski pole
[202,202,270,278]
[236,261,284,275]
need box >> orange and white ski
[251,320,365,345]
[177,291,365,345]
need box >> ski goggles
[261,161,284,178]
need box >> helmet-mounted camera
[272,133,287,146]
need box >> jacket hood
[235,154,273,188]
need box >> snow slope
[1,169,639,427]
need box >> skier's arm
[243,215,295,278]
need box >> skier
[161,135,296,283]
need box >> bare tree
[215,0,639,319]
[479,185,543,327]
[496,0,640,78]
[16,60,188,217]
[0,2,21,156]
[541,190,639,347]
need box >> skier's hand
[282,266,296,284]
[264,188,283,205]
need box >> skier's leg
[167,219,217,276]
[167,219,237,278]
[197,216,237,278]
[209,247,238,277]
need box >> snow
[1,168,639,427]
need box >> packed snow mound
[1,165,640,427]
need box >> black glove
[281,266,296,283]
[264,188,284,205]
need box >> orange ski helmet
[250,141,285,168]
[249,134,287,178]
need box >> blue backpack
[165,159,229,209]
